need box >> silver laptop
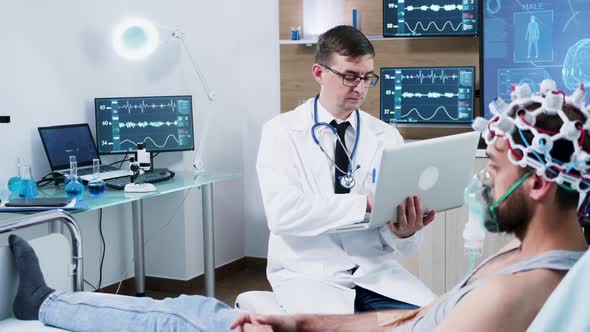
[38,124,131,181]
[330,131,481,233]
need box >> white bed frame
[0,210,83,332]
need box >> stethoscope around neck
[310,95,361,190]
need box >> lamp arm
[171,30,214,173]
[172,31,216,101]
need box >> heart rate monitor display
[483,0,590,118]
[380,66,475,125]
[383,0,479,37]
[95,95,194,154]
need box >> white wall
[240,0,281,258]
[0,0,258,287]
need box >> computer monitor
[482,1,590,119]
[95,95,194,154]
[380,66,475,126]
[383,0,479,37]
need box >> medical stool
[234,291,285,314]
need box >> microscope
[123,156,156,193]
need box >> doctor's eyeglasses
[321,65,379,88]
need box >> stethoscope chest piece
[339,174,356,190]
[311,95,361,190]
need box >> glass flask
[64,156,79,187]
[18,165,39,199]
[64,161,85,199]
[87,159,106,196]
[7,157,22,194]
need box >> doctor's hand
[366,195,374,213]
[388,196,436,239]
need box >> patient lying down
[9,83,590,331]
[9,137,587,332]
[231,89,590,331]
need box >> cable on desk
[109,154,129,169]
[115,188,193,295]
[36,172,65,188]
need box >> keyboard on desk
[104,169,175,190]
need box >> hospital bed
[0,210,585,331]
[237,248,590,329]
[0,210,82,332]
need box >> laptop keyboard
[78,165,120,176]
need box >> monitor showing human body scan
[95,95,194,154]
[482,0,590,119]
[380,66,475,126]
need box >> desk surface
[31,171,239,212]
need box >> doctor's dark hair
[510,102,590,210]
[314,25,375,66]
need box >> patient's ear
[527,173,553,202]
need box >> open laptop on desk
[329,131,480,233]
[38,124,132,181]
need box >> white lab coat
[257,98,436,314]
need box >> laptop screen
[38,124,100,171]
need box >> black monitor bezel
[382,0,480,38]
[37,123,101,171]
[379,65,477,125]
[94,95,195,155]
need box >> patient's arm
[254,312,383,332]
[233,304,440,332]
[233,311,396,332]
[433,270,563,332]
[377,292,450,330]
[232,294,449,332]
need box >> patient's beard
[496,186,531,236]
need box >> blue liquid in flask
[19,179,38,198]
[88,181,106,196]
[65,181,84,199]
[8,176,22,194]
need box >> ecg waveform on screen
[115,99,181,113]
[401,107,460,121]
[401,70,459,84]
[404,21,463,33]
[401,92,459,98]
[380,66,474,125]
[119,134,181,149]
[119,121,178,129]
[405,4,464,12]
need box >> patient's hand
[388,196,436,238]
[231,313,297,332]
[241,324,274,332]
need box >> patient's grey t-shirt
[391,248,585,332]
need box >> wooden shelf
[280,36,387,45]
[279,35,479,45]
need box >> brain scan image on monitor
[483,0,590,118]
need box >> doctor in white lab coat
[256,26,437,314]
